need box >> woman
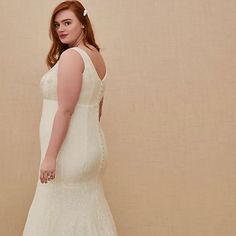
[22,1,118,235]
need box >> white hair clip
[83,9,88,16]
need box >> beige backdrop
[0,0,236,235]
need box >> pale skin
[40,9,106,184]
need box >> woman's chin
[60,38,70,44]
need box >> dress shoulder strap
[69,47,107,82]
[69,47,91,73]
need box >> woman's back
[78,45,107,81]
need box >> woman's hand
[39,157,56,184]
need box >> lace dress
[22,47,118,236]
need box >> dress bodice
[40,47,108,107]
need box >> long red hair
[46,0,100,69]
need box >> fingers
[50,172,56,180]
[47,172,55,181]
[40,171,55,184]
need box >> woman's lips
[60,34,68,38]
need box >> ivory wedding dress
[22,47,118,236]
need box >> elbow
[58,107,74,117]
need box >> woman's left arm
[44,49,84,161]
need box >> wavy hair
[46,0,100,69]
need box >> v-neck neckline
[74,46,108,83]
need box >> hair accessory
[83,9,88,16]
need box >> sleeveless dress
[22,47,118,236]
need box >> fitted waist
[41,98,101,125]
[43,98,100,108]
[40,99,101,125]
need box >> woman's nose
[58,25,65,32]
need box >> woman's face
[54,9,84,47]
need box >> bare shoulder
[60,47,83,59]
[61,44,106,78]
[59,47,85,64]
[58,48,85,72]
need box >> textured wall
[0,0,236,235]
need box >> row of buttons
[96,84,106,174]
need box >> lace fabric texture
[22,47,118,236]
